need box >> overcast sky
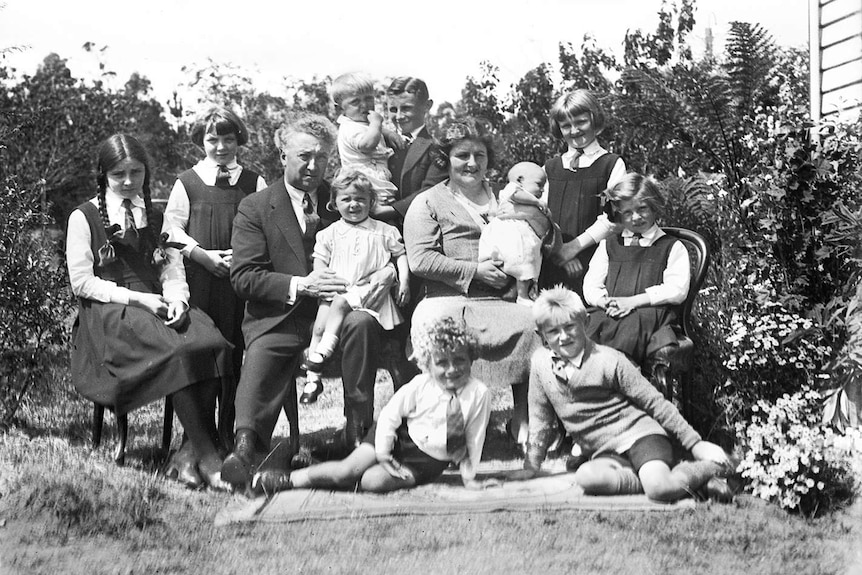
[1,0,810,110]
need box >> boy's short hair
[273,111,337,153]
[548,89,606,140]
[330,72,375,105]
[191,107,249,147]
[327,167,376,211]
[386,77,430,104]
[605,173,666,217]
[507,161,546,185]
[411,316,479,370]
[533,286,587,328]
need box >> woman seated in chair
[66,133,233,491]
[582,173,690,378]
[403,117,540,449]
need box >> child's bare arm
[395,254,410,307]
[508,187,544,208]
[355,111,384,152]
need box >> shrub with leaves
[737,388,862,516]
[0,172,74,425]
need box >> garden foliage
[1,0,860,513]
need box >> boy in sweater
[513,286,734,502]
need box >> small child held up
[513,286,734,503]
[583,173,690,376]
[331,72,400,205]
[478,161,552,305]
[253,316,494,494]
[300,169,410,404]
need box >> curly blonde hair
[411,316,479,371]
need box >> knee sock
[671,460,722,493]
[613,468,643,495]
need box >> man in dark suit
[222,112,393,485]
[382,77,447,221]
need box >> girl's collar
[201,157,239,170]
[104,188,145,208]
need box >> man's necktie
[446,392,467,463]
[402,132,414,146]
[122,198,137,236]
[302,192,319,234]
[215,165,231,189]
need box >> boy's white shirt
[375,373,491,484]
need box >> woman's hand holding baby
[475,259,508,289]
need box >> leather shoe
[251,470,293,496]
[221,429,262,486]
[700,477,735,503]
[299,380,323,404]
[164,448,204,490]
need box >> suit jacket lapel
[401,127,432,177]
[270,180,307,273]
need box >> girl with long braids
[66,133,233,490]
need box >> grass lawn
[1,353,860,575]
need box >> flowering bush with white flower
[724,308,831,373]
[737,388,862,516]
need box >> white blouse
[66,190,189,305]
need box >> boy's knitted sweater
[526,341,702,470]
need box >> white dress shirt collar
[621,224,662,245]
[200,157,239,171]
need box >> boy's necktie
[122,198,137,236]
[215,165,231,189]
[551,355,569,382]
[446,392,467,463]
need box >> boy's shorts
[363,421,450,485]
[597,434,674,473]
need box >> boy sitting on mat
[252,316,497,494]
[510,286,735,503]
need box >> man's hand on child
[357,265,397,309]
[691,441,732,467]
[300,269,349,300]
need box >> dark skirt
[72,299,233,415]
[586,307,677,366]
